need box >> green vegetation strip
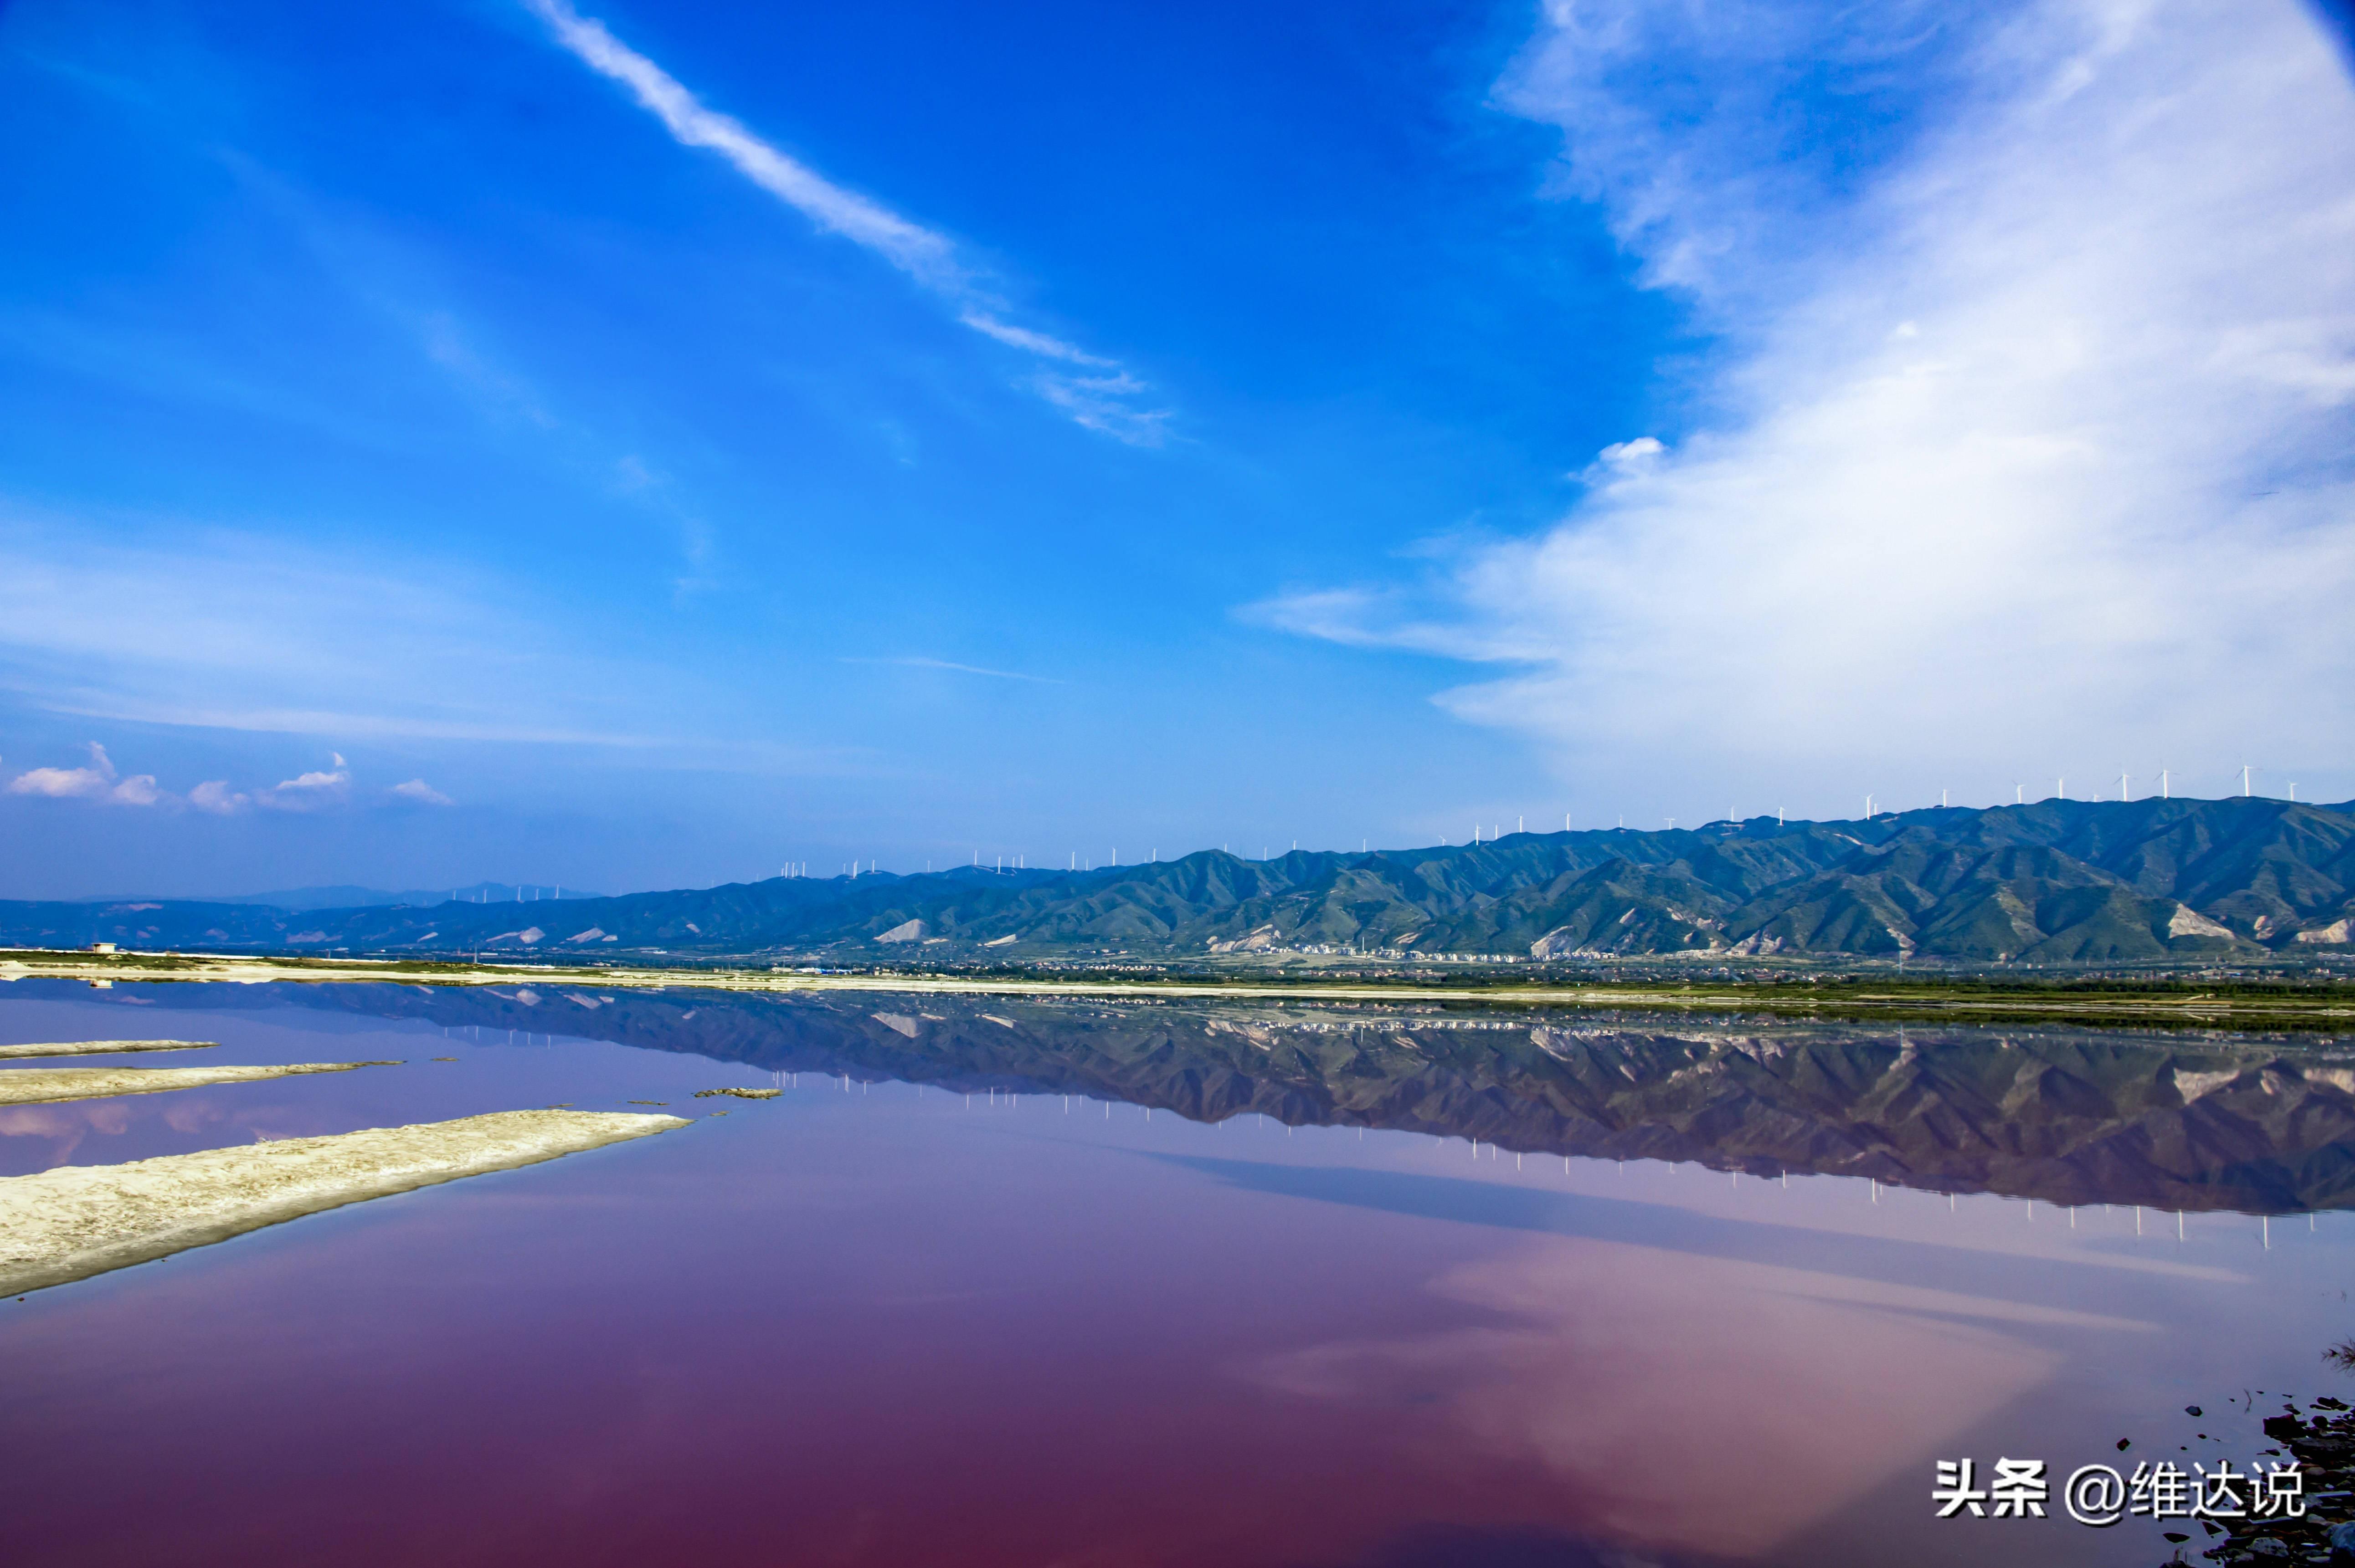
[0,1108,688,1297]
[6,949,2351,1031]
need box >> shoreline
[4,947,2352,1032]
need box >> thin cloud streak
[0,511,868,775]
[519,0,956,287]
[1265,0,2355,809]
[521,0,1167,442]
[841,656,1067,684]
[957,312,1115,368]
[26,690,875,771]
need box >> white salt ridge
[0,1108,688,1296]
[0,1040,217,1059]
[0,1061,386,1106]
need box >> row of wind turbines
[761,763,2322,884]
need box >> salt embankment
[0,1061,390,1106]
[0,1108,688,1296]
[0,1040,217,1060]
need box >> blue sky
[2,0,2351,898]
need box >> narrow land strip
[0,1061,390,1107]
[0,1040,216,1060]
[0,1108,688,1296]
[3,948,2350,1030]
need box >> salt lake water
[2,978,2348,1567]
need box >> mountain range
[10,797,2353,964]
[72,881,600,912]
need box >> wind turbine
[2159,766,2170,800]
[2242,764,2254,797]
[2119,768,2131,801]
[2013,782,2023,804]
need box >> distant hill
[79,881,602,912]
[10,798,2353,964]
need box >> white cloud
[106,771,165,807]
[956,313,1115,368]
[5,743,168,807]
[189,780,248,815]
[1265,0,2355,807]
[256,763,351,812]
[9,759,108,800]
[389,778,454,805]
[1032,370,1174,446]
[521,0,1168,442]
[522,0,956,285]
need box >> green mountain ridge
[10,797,2353,963]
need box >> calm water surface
[1,980,2346,1568]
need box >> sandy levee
[0,1108,689,1296]
[0,1040,217,1060]
[0,1061,391,1107]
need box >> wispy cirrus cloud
[0,513,662,751]
[520,0,1169,444]
[0,505,883,789]
[1261,0,2355,810]
[840,655,1065,684]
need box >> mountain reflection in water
[266,983,2355,1216]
